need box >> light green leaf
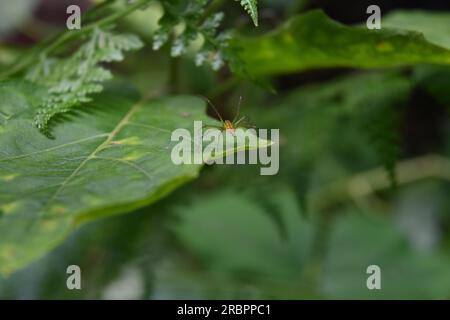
[383,10,450,50]
[0,80,271,275]
[231,10,450,77]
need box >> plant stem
[310,153,450,213]
[0,0,152,80]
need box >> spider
[201,96,255,136]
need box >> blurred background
[0,0,450,299]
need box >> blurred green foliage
[0,0,450,299]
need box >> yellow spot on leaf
[50,205,67,215]
[283,33,295,44]
[2,245,17,260]
[110,136,142,146]
[82,194,103,206]
[1,173,18,181]
[41,219,59,232]
[376,41,394,52]
[121,151,145,161]
[0,202,19,215]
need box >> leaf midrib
[41,99,145,212]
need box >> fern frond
[235,0,258,26]
[26,29,143,133]
[362,100,404,187]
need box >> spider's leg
[235,116,257,129]
[197,95,224,122]
[232,96,243,123]
[233,116,247,127]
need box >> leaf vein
[39,99,146,214]
[94,156,153,181]
[0,134,109,162]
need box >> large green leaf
[232,10,450,77]
[383,10,450,50]
[0,80,270,275]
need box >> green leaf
[355,74,410,186]
[383,10,450,50]
[173,187,314,278]
[381,10,450,112]
[235,0,258,27]
[0,80,271,275]
[231,10,450,77]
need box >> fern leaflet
[236,0,258,26]
[26,28,143,134]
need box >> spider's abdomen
[223,120,236,135]
[224,120,234,130]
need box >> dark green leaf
[231,10,450,77]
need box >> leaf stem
[310,153,450,213]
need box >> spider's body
[201,96,255,135]
[223,120,236,135]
